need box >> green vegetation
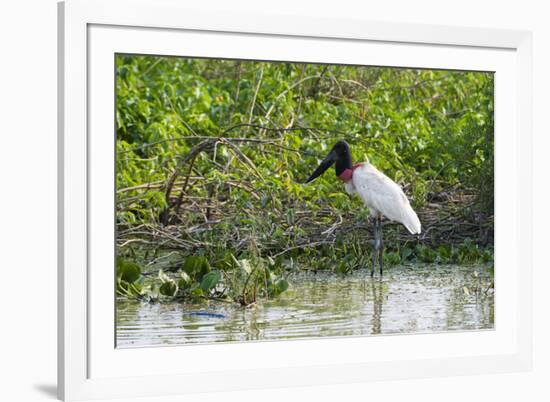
[115,55,494,304]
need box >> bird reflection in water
[370,277,385,335]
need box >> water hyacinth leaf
[268,284,280,297]
[159,280,178,297]
[182,255,211,280]
[197,256,211,277]
[200,270,222,291]
[178,271,192,289]
[117,257,141,283]
[276,279,289,292]
[269,278,290,296]
[182,256,199,276]
[127,282,143,297]
[117,276,144,298]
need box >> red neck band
[337,163,363,183]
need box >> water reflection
[116,264,494,348]
[371,277,384,335]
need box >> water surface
[116,264,494,348]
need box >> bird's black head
[305,140,353,183]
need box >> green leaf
[276,279,289,292]
[401,247,413,261]
[159,280,178,297]
[178,271,192,289]
[200,270,222,291]
[116,257,141,283]
[182,256,199,275]
[182,256,211,280]
[269,278,290,296]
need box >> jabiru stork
[305,140,421,276]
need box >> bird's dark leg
[378,216,384,276]
[372,216,380,277]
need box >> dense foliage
[115,55,494,303]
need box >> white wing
[352,163,421,234]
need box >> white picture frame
[58,0,533,400]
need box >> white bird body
[344,162,421,235]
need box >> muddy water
[116,264,494,348]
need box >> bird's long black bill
[305,151,336,183]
